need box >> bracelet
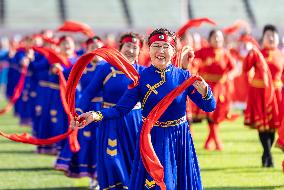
[202,86,212,100]
[93,111,104,122]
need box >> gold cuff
[202,86,212,100]
[94,111,103,122]
[202,86,209,99]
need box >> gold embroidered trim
[22,96,28,102]
[142,69,169,109]
[273,80,283,88]
[103,67,124,85]
[39,80,60,90]
[50,110,57,116]
[83,62,97,74]
[145,179,156,189]
[51,117,57,123]
[201,73,226,83]
[35,105,42,116]
[142,116,187,127]
[75,108,84,114]
[83,131,91,137]
[91,97,103,102]
[108,138,117,147]
[103,102,116,108]
[30,91,37,97]
[250,79,283,89]
[94,111,103,122]
[106,148,117,156]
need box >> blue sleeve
[100,85,140,119]
[14,51,26,64]
[187,85,216,112]
[184,70,216,112]
[0,50,9,61]
[76,65,109,113]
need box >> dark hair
[119,32,143,50]
[208,29,223,42]
[148,28,176,47]
[59,35,74,44]
[262,24,278,37]
[86,35,102,45]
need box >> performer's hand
[70,117,79,130]
[20,57,30,66]
[76,111,98,129]
[181,46,195,70]
[26,49,35,61]
[51,63,63,74]
[193,79,208,97]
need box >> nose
[157,47,165,53]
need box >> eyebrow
[152,42,160,45]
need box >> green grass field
[0,110,283,190]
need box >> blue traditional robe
[76,61,144,189]
[98,64,216,190]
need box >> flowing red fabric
[238,35,260,49]
[0,130,73,145]
[176,18,217,37]
[57,20,95,37]
[250,47,274,104]
[223,20,250,35]
[140,75,201,190]
[42,36,59,45]
[0,47,74,145]
[0,48,28,115]
[66,47,140,152]
[0,65,28,115]
[33,47,72,67]
[33,46,72,116]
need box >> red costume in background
[194,46,234,150]
[229,48,250,104]
[244,48,283,131]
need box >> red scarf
[57,20,95,37]
[66,47,140,152]
[0,47,74,146]
[0,64,28,115]
[176,18,216,38]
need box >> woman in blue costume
[55,36,104,188]
[6,36,34,125]
[36,36,77,154]
[75,28,216,190]
[31,37,63,137]
[74,32,144,189]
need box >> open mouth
[156,55,165,61]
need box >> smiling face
[262,30,279,49]
[149,41,175,69]
[120,42,140,63]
